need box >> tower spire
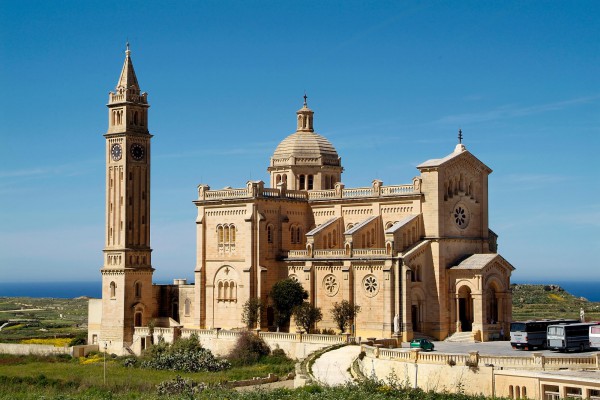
[116,42,140,92]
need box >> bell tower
[100,44,154,353]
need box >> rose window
[453,204,470,229]
[323,274,339,296]
[363,274,379,297]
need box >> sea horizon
[0,279,598,302]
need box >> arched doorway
[134,311,142,327]
[457,285,473,332]
[487,285,499,324]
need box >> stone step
[445,331,476,343]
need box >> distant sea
[0,280,598,302]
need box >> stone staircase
[445,331,478,343]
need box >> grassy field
[0,352,294,399]
[0,297,87,343]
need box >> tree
[241,298,262,329]
[269,279,308,331]
[331,300,361,333]
[293,302,323,333]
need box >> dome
[272,131,340,166]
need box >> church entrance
[457,286,473,332]
[411,305,420,332]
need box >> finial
[458,128,463,144]
[125,41,131,56]
[303,92,308,107]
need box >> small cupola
[296,94,314,132]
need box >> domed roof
[272,131,340,163]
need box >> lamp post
[103,342,107,385]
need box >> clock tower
[100,44,155,353]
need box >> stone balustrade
[197,182,417,202]
[313,249,347,257]
[353,248,387,256]
[362,344,600,371]
[286,247,389,259]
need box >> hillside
[0,297,88,342]
[511,284,600,321]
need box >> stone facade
[89,47,515,354]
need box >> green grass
[0,352,294,399]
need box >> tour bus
[590,324,600,349]
[547,322,599,352]
[510,319,578,350]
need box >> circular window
[323,274,339,296]
[289,274,299,283]
[453,203,470,229]
[363,274,379,297]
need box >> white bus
[510,319,577,350]
[547,322,599,352]
[590,324,600,349]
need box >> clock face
[130,144,145,161]
[111,144,122,161]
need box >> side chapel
[88,47,514,355]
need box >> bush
[122,356,137,368]
[68,332,87,347]
[156,375,206,396]
[141,334,230,372]
[227,330,271,366]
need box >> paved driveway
[311,345,361,386]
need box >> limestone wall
[0,343,98,357]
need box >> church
[88,47,514,355]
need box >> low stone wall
[174,329,350,359]
[0,343,97,357]
[364,345,600,371]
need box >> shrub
[122,356,137,368]
[141,334,230,372]
[156,375,206,396]
[227,330,271,366]
[68,332,87,347]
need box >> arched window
[366,231,371,247]
[276,174,281,184]
[110,281,116,298]
[307,175,314,190]
[282,174,287,183]
[218,281,224,299]
[135,281,142,298]
[299,175,305,190]
[522,387,527,398]
[217,224,236,253]
[230,224,235,243]
[224,282,230,300]
[371,228,375,246]
[229,281,235,300]
[267,225,273,243]
[509,386,514,399]
[184,298,191,316]
[297,227,302,244]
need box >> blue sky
[0,1,598,285]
